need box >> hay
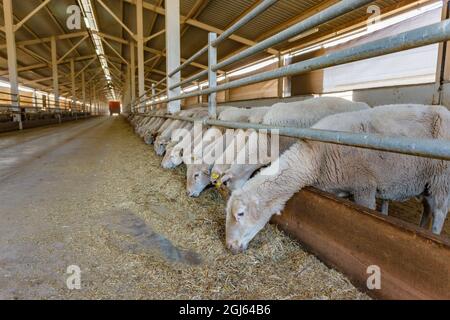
[62,117,370,300]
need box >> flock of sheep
[128,97,450,254]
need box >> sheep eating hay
[226,105,450,254]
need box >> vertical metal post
[130,41,136,104]
[70,58,76,112]
[33,89,38,110]
[82,71,86,113]
[93,84,96,116]
[277,54,284,98]
[435,0,450,105]
[89,83,92,115]
[137,0,145,112]
[208,32,217,119]
[165,0,181,114]
[151,83,156,111]
[224,73,230,102]
[51,36,60,116]
[3,0,22,129]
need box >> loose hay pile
[66,117,369,299]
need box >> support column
[89,83,92,114]
[277,54,284,98]
[224,73,230,102]
[165,0,181,114]
[130,41,136,105]
[150,83,156,111]
[3,0,22,128]
[51,36,60,114]
[208,32,217,119]
[82,71,86,112]
[137,0,146,112]
[435,0,450,105]
[33,89,38,109]
[91,84,97,115]
[70,58,76,111]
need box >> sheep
[137,113,164,138]
[142,117,168,143]
[219,97,370,192]
[136,110,165,136]
[218,106,270,122]
[210,129,254,187]
[247,107,270,124]
[210,108,271,185]
[226,104,450,253]
[135,117,153,135]
[186,128,233,197]
[155,121,194,156]
[153,109,209,155]
[161,125,206,169]
[263,96,370,128]
[221,134,297,191]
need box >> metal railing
[136,114,450,161]
[0,88,93,125]
[129,0,450,162]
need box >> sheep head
[186,165,212,197]
[226,191,273,254]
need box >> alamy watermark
[66,5,82,30]
[66,265,81,290]
[169,122,280,174]
[367,265,381,290]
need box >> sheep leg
[353,189,377,211]
[380,200,389,216]
[425,194,449,235]
[419,197,432,229]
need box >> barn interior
[0,0,449,300]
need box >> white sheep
[210,108,271,185]
[218,106,270,122]
[185,128,234,197]
[210,129,255,187]
[220,97,370,191]
[161,125,206,169]
[226,104,450,253]
[153,109,209,155]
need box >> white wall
[323,6,441,93]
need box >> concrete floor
[0,116,368,300]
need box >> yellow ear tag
[215,180,222,188]
[211,172,220,181]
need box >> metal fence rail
[137,114,450,161]
[138,20,450,106]
[129,1,450,163]
[213,0,373,71]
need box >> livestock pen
[128,0,450,300]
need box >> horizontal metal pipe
[145,114,450,161]
[213,0,374,71]
[212,0,278,47]
[164,19,450,103]
[169,69,208,90]
[168,46,208,77]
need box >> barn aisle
[0,117,367,299]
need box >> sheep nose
[227,242,244,255]
[187,190,199,197]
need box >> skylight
[79,0,117,101]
